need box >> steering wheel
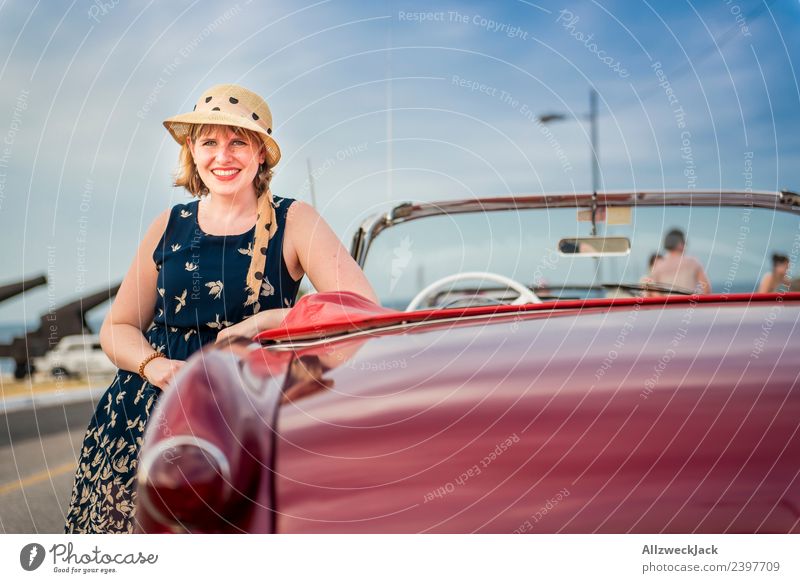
[405,271,542,312]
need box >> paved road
[0,400,96,533]
[0,428,85,533]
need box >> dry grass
[0,375,113,399]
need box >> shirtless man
[758,253,791,293]
[651,229,711,294]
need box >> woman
[65,84,377,533]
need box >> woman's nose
[214,146,234,163]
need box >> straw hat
[163,84,281,167]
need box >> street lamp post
[538,88,603,281]
[538,88,600,195]
[589,88,599,194]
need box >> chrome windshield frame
[349,190,800,267]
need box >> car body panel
[274,299,800,533]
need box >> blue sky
[0,0,798,323]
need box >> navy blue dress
[65,195,301,533]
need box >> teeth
[213,169,239,176]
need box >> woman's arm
[99,209,185,387]
[287,200,379,302]
[216,201,379,342]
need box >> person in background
[758,253,791,293]
[650,229,711,294]
[639,253,662,297]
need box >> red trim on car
[255,291,800,343]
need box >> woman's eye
[202,140,216,146]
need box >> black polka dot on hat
[260,247,267,255]
[212,107,220,111]
[255,272,263,280]
[205,96,212,103]
[252,112,259,121]
[264,222,272,230]
[229,97,239,104]
[267,128,272,134]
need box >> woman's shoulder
[157,199,200,231]
[281,197,323,229]
[272,193,297,209]
[169,198,200,216]
[272,193,304,223]
[148,199,198,226]
[147,200,199,257]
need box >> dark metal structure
[0,280,120,378]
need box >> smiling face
[187,125,265,199]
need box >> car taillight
[135,347,266,533]
[137,436,233,532]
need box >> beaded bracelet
[138,351,166,383]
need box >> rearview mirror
[558,236,631,257]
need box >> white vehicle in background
[35,334,115,379]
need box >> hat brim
[163,111,281,167]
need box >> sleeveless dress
[64,194,301,533]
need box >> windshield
[362,205,800,309]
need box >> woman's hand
[142,357,186,389]
[215,307,291,345]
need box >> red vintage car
[136,190,800,533]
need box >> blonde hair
[172,123,278,310]
[173,123,273,197]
